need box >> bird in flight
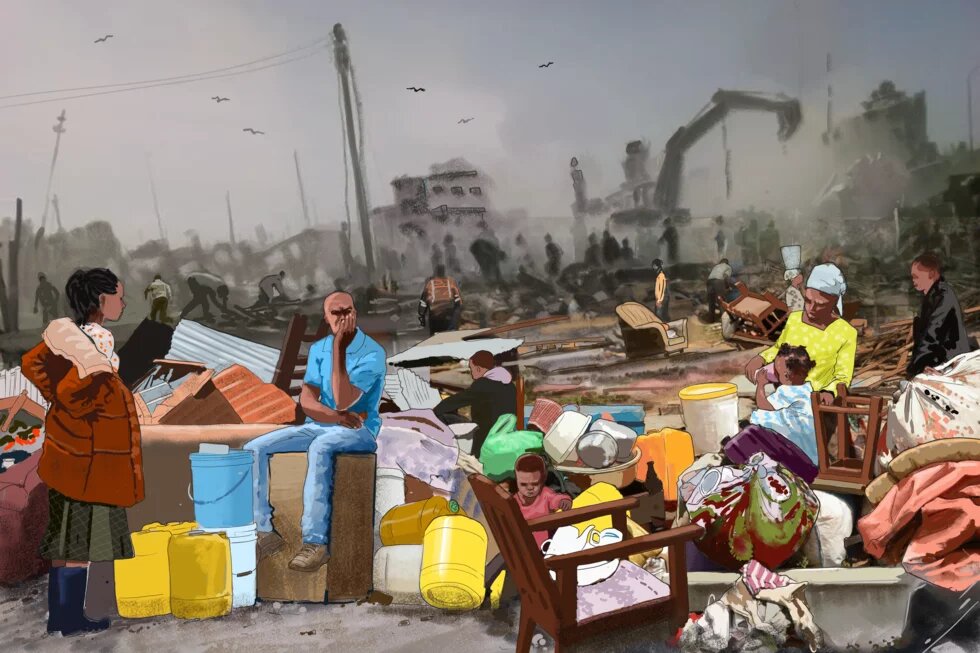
[406,87,426,93]
[212,96,230,103]
[242,128,265,135]
[94,34,114,43]
[458,118,474,124]
[538,61,555,68]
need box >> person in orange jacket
[21,268,143,636]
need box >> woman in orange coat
[22,268,143,636]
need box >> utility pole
[226,191,236,245]
[40,110,67,232]
[826,53,833,138]
[294,150,311,228]
[51,194,64,231]
[333,23,375,279]
[146,155,166,242]
[969,64,979,152]
[9,199,22,332]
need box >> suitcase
[723,425,818,483]
[634,428,695,502]
[0,451,49,585]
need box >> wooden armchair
[719,281,789,342]
[615,302,688,359]
[810,384,889,495]
[469,474,703,653]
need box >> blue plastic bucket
[189,450,254,529]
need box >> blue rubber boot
[57,567,110,636]
[46,568,64,634]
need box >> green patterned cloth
[40,489,134,562]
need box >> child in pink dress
[513,453,572,550]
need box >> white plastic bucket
[543,410,592,463]
[200,522,257,608]
[679,383,740,455]
[373,545,425,605]
[375,468,406,529]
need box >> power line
[0,37,328,101]
[0,49,322,110]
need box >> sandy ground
[0,575,684,653]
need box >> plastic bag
[888,350,980,454]
[478,414,544,481]
[678,452,818,570]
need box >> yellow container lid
[678,382,738,401]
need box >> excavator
[650,90,803,214]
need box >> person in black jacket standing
[434,350,517,459]
[907,252,971,378]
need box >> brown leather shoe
[257,531,285,560]
[288,544,329,572]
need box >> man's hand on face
[335,314,357,350]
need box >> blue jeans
[243,423,376,546]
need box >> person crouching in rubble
[434,350,517,459]
[513,453,572,550]
[22,268,143,636]
[244,291,386,571]
[725,344,819,482]
[744,263,856,404]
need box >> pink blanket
[858,460,980,591]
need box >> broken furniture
[615,301,689,359]
[0,449,48,585]
[719,281,789,344]
[469,474,703,652]
[810,384,889,495]
[257,453,376,603]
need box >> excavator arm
[652,90,802,213]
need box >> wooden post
[9,199,22,333]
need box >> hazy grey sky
[2,0,979,246]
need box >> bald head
[323,291,356,333]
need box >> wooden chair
[615,302,688,359]
[719,281,788,341]
[810,384,889,495]
[469,474,703,653]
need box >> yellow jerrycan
[114,521,198,618]
[380,497,462,546]
[419,515,487,610]
[168,531,232,619]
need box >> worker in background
[470,223,505,283]
[659,218,679,265]
[706,258,734,323]
[544,233,563,278]
[434,350,517,460]
[651,258,670,321]
[784,269,805,313]
[759,219,781,263]
[906,252,971,378]
[181,272,230,321]
[714,216,727,260]
[621,238,635,263]
[339,223,354,276]
[584,232,601,267]
[144,274,173,325]
[419,264,462,336]
[602,229,621,265]
[252,270,291,308]
[34,273,60,324]
[431,242,444,275]
[444,233,461,274]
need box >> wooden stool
[257,452,376,603]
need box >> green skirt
[40,489,134,562]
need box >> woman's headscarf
[806,263,846,315]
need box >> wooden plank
[464,315,568,339]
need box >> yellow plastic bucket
[114,521,199,618]
[168,531,232,620]
[420,515,487,610]
[570,482,624,534]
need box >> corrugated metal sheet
[387,329,524,367]
[0,367,48,409]
[166,320,280,383]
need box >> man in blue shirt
[244,291,386,572]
